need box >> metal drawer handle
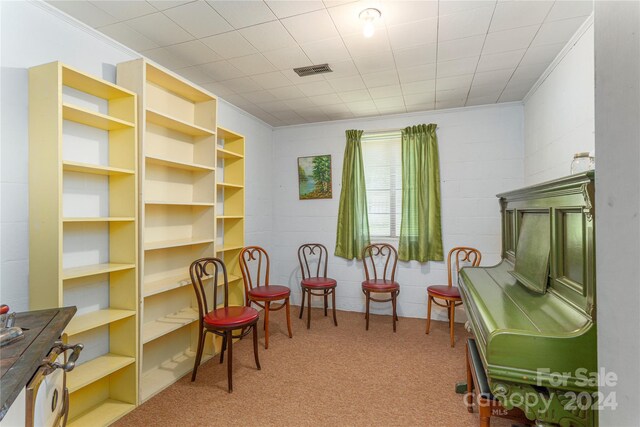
[45,343,84,373]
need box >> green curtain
[335,130,370,260]
[398,124,443,262]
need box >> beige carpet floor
[116,308,514,427]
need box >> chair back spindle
[190,258,229,320]
[298,243,329,280]
[239,246,272,303]
[362,243,398,282]
[448,247,482,288]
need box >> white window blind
[362,131,402,238]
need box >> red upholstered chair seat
[204,306,260,329]
[301,277,337,288]
[362,279,400,292]
[427,285,461,298]
[248,284,291,299]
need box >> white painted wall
[594,2,640,425]
[523,19,594,185]
[270,104,524,320]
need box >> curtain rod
[363,128,401,134]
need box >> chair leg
[331,288,338,326]
[226,330,233,393]
[264,301,270,349]
[426,296,432,334]
[252,324,261,370]
[299,288,305,319]
[191,328,205,382]
[324,291,328,316]
[450,300,456,348]
[285,297,293,338]
[307,287,311,329]
[392,291,397,333]
[365,291,371,331]
[220,334,227,364]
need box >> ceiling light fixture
[359,8,381,38]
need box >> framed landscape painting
[298,155,332,200]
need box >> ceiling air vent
[293,63,332,77]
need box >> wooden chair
[239,246,293,349]
[189,257,260,392]
[361,243,400,332]
[298,243,338,329]
[426,247,481,347]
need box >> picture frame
[297,155,332,200]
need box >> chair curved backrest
[362,243,398,282]
[190,257,229,321]
[239,246,271,300]
[298,243,329,280]
[448,247,482,287]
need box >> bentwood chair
[426,247,482,347]
[239,246,293,349]
[189,257,261,392]
[361,243,400,332]
[298,243,338,329]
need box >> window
[362,131,402,238]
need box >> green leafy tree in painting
[298,164,308,182]
[312,156,331,196]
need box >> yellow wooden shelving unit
[117,59,218,402]
[216,127,246,308]
[29,61,138,426]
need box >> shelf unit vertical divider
[117,59,218,403]
[29,61,139,426]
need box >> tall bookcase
[29,62,138,426]
[117,59,218,402]
[216,127,246,307]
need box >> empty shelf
[216,245,243,253]
[140,351,213,402]
[146,108,214,137]
[65,309,136,336]
[62,161,134,176]
[67,354,135,393]
[217,182,243,189]
[63,103,134,130]
[144,273,212,298]
[216,147,244,159]
[144,237,215,251]
[62,263,135,280]
[142,308,199,343]
[67,399,135,427]
[63,217,134,223]
[146,155,214,172]
[145,201,214,207]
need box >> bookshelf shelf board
[142,307,199,344]
[216,147,244,159]
[63,217,134,223]
[63,103,134,130]
[62,263,136,281]
[62,161,134,176]
[146,155,214,172]
[67,399,135,427]
[65,309,136,336]
[67,354,135,393]
[144,237,215,251]
[146,108,214,137]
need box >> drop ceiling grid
[48,0,593,126]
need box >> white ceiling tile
[281,9,339,44]
[163,40,221,67]
[342,30,391,58]
[383,1,438,26]
[263,46,312,70]
[438,1,496,17]
[468,82,505,98]
[339,89,372,103]
[228,53,277,75]
[436,99,466,109]
[436,56,479,78]
[91,0,157,21]
[309,93,343,106]
[201,32,257,59]
[499,81,534,101]
[327,75,366,92]
[520,42,564,67]
[403,92,435,107]
[393,44,437,69]
[438,6,493,42]
[297,80,335,96]
[250,71,293,89]
[361,69,400,88]
[437,35,485,61]
[98,22,159,51]
[347,100,378,113]
[353,52,396,74]
[397,63,436,83]
[285,97,316,109]
[266,0,325,18]
[489,1,552,33]
[151,1,193,11]
[546,1,593,22]
[282,69,326,83]
[207,0,277,28]
[201,81,236,97]
[327,1,386,36]
[240,20,297,51]
[256,100,291,113]
[387,18,438,50]
[126,12,193,45]
[436,74,473,91]
[531,16,587,47]
[323,60,360,79]
[466,94,500,106]
[270,108,304,120]
[241,90,278,103]
[268,85,307,100]
[222,76,262,93]
[301,38,351,63]
[177,65,217,85]
[320,103,352,116]
[199,60,244,80]
[472,68,514,87]
[482,25,539,55]
[163,1,232,38]
[142,47,191,69]
[374,96,404,108]
[510,63,547,84]
[401,79,435,95]
[377,105,407,115]
[48,1,118,28]
[476,49,525,72]
[368,84,402,99]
